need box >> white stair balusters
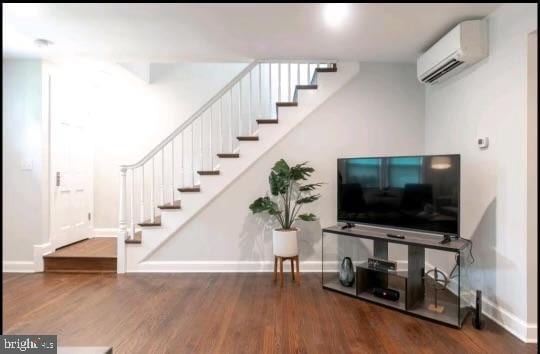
[139,166,144,224]
[130,169,135,238]
[171,139,175,203]
[150,157,155,223]
[118,60,336,253]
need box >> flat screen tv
[337,154,460,236]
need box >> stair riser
[44,258,116,273]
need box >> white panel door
[49,70,94,249]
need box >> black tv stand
[322,224,473,328]
[341,222,355,230]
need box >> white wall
[93,63,247,229]
[149,63,425,266]
[424,4,537,342]
[2,59,44,269]
[526,31,537,327]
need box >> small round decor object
[424,268,449,290]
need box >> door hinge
[56,172,61,187]
[88,212,91,221]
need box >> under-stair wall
[119,62,425,272]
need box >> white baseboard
[3,261,35,273]
[478,295,537,343]
[130,259,409,273]
[93,228,118,237]
[131,260,333,273]
[424,262,537,343]
[33,242,54,272]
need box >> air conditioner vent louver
[417,20,488,84]
[422,59,464,83]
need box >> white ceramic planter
[272,228,299,257]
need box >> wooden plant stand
[274,255,300,287]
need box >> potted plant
[249,159,322,257]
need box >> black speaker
[372,287,400,302]
[473,290,485,329]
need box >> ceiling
[3,3,499,63]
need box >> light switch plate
[477,137,489,149]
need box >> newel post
[117,167,127,273]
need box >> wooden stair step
[197,170,220,175]
[43,238,116,273]
[178,186,201,192]
[158,200,181,210]
[276,102,298,107]
[315,64,337,73]
[217,153,240,158]
[125,231,142,244]
[138,215,161,227]
[295,84,318,90]
[256,119,278,124]
[237,136,259,141]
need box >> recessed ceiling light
[34,38,53,48]
[322,3,349,28]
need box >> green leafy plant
[249,159,322,230]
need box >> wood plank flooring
[43,238,116,273]
[3,273,536,354]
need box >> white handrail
[120,60,258,169]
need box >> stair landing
[44,238,117,273]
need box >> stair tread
[125,231,142,244]
[315,64,337,72]
[295,84,318,90]
[158,200,181,209]
[197,170,220,175]
[178,186,201,192]
[217,153,240,158]
[138,215,161,227]
[256,119,278,124]
[237,136,259,141]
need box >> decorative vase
[339,257,355,287]
[272,228,298,257]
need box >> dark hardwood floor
[3,273,536,354]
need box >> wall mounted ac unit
[417,20,488,84]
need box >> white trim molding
[33,242,54,272]
[131,260,331,273]
[3,261,35,273]
[480,296,538,343]
[129,259,409,273]
[93,228,119,237]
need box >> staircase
[117,60,359,272]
